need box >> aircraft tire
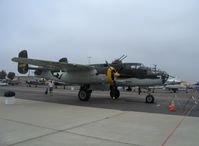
[78,90,90,101]
[145,94,154,103]
[172,89,177,93]
[110,89,120,100]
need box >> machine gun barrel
[118,55,127,61]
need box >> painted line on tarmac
[66,130,143,146]
[161,104,196,146]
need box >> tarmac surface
[0,85,199,146]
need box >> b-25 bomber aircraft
[12,50,168,103]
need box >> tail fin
[18,50,29,74]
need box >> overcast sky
[0,0,199,82]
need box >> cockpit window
[130,63,144,69]
[130,65,137,69]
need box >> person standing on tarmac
[48,80,54,96]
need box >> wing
[12,57,94,72]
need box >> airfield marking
[161,104,196,146]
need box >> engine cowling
[107,66,120,85]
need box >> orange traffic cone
[169,98,176,111]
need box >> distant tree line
[0,70,15,80]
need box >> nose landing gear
[145,94,154,103]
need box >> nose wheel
[145,94,154,103]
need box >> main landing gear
[78,84,154,103]
[78,85,92,101]
[110,86,120,100]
